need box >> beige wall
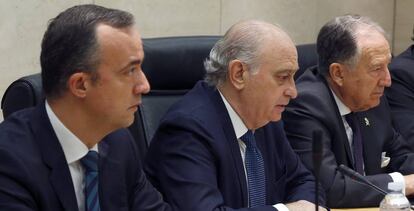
[394,0,414,55]
[0,0,410,122]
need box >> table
[332,208,378,211]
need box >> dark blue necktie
[80,151,101,211]
[345,113,364,175]
[240,130,266,207]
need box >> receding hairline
[352,24,390,62]
[228,20,292,40]
[227,20,295,55]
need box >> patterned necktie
[240,130,266,207]
[345,113,364,175]
[80,151,101,211]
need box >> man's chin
[270,114,282,122]
[357,100,381,112]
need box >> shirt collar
[45,101,98,164]
[330,89,351,116]
[218,90,248,139]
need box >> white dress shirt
[330,91,405,191]
[219,92,288,211]
[45,101,98,211]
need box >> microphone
[338,165,414,210]
[313,130,323,211]
[338,164,388,195]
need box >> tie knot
[81,150,99,172]
[240,130,256,147]
[345,112,357,128]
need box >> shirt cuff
[389,172,406,195]
[273,203,289,211]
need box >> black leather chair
[1,36,316,159]
[1,73,43,118]
[129,36,220,158]
[296,43,317,80]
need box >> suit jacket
[386,45,414,149]
[145,81,324,211]
[0,103,170,211]
[283,67,414,208]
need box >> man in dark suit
[386,33,414,148]
[0,5,170,211]
[145,20,326,211]
[283,15,414,208]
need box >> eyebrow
[276,69,297,75]
[118,58,143,72]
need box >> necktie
[345,113,364,174]
[80,151,101,211]
[240,130,266,207]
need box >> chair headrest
[1,73,43,118]
[296,43,317,79]
[142,36,220,91]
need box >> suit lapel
[357,111,380,174]
[318,72,355,168]
[206,84,249,206]
[31,104,79,211]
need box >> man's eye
[127,67,136,75]
[277,75,289,81]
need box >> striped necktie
[81,150,101,211]
[240,130,266,207]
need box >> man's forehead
[359,43,390,64]
[96,24,142,51]
[96,24,141,41]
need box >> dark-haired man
[0,4,170,211]
[283,15,414,208]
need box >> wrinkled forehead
[261,34,298,69]
[356,31,391,66]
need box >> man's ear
[67,72,89,98]
[329,63,346,87]
[228,59,248,90]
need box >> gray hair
[204,20,279,86]
[316,14,386,76]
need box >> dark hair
[40,4,134,99]
[316,15,385,76]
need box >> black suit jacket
[145,81,324,211]
[386,45,414,149]
[283,67,414,208]
[0,104,170,211]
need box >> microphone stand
[338,164,414,210]
[312,131,323,211]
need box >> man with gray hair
[145,20,326,211]
[284,15,414,207]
